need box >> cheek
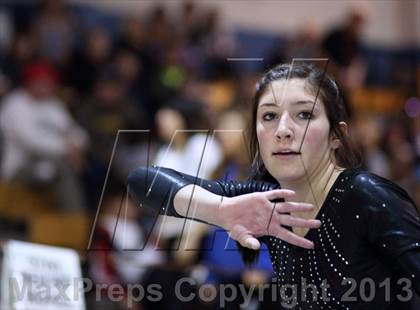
[256,123,271,153]
[301,122,330,151]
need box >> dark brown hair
[238,62,362,265]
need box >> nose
[275,113,294,141]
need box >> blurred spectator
[321,6,368,90]
[152,99,222,250]
[64,27,112,99]
[382,116,418,200]
[173,2,210,80]
[354,115,389,178]
[231,72,261,112]
[197,225,276,310]
[76,66,146,207]
[321,6,369,121]
[286,20,322,61]
[0,31,38,89]
[409,115,420,208]
[0,60,88,210]
[0,7,14,54]
[264,36,286,70]
[146,5,172,58]
[198,8,234,58]
[89,184,164,309]
[199,8,235,80]
[177,0,198,44]
[138,99,223,310]
[77,66,145,166]
[212,110,250,180]
[154,42,188,105]
[116,17,159,117]
[117,17,148,55]
[0,70,10,99]
[33,0,76,66]
[154,99,222,179]
[112,48,147,116]
[0,8,13,97]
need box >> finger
[277,214,321,228]
[275,202,315,213]
[264,189,296,201]
[270,226,314,249]
[241,235,261,250]
[229,227,261,250]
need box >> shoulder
[343,171,420,258]
[0,90,30,119]
[344,169,417,215]
[1,89,27,107]
[351,170,414,204]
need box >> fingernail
[283,189,295,195]
[246,241,256,250]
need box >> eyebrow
[259,100,318,108]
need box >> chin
[271,168,306,184]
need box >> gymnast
[128,63,419,309]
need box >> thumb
[228,226,261,250]
[239,235,261,250]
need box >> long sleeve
[352,172,420,295]
[0,90,81,158]
[127,166,279,220]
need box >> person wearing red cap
[0,60,89,210]
[22,60,60,98]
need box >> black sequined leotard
[127,166,420,309]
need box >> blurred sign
[1,240,85,310]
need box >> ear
[331,121,348,149]
[338,121,348,135]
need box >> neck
[280,160,344,209]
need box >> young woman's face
[256,78,335,183]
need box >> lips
[272,149,301,155]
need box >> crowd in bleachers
[0,1,418,309]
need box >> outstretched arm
[127,166,320,249]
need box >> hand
[217,189,321,250]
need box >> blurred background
[0,0,418,309]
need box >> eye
[297,111,314,120]
[262,112,277,121]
